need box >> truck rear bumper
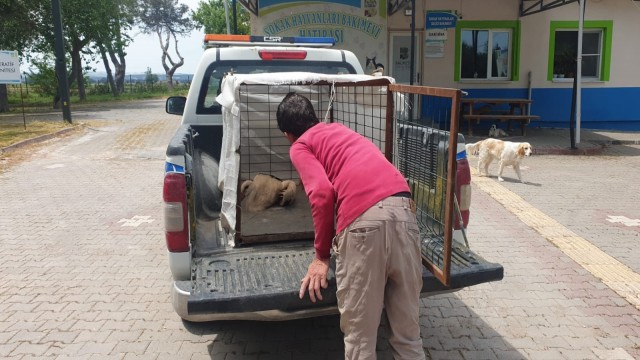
[172,280,340,322]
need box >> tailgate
[188,244,335,315]
[186,241,503,316]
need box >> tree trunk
[53,94,61,109]
[114,64,126,94]
[104,42,126,94]
[157,29,184,92]
[112,56,126,95]
[73,51,86,101]
[0,85,10,112]
[166,73,174,91]
[70,38,87,101]
[98,44,118,97]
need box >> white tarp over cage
[215,72,399,235]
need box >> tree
[137,0,195,91]
[145,67,159,84]
[23,0,116,102]
[57,0,113,102]
[192,0,250,35]
[28,57,61,106]
[1,1,137,108]
[93,0,137,96]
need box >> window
[548,21,613,81]
[455,21,521,81]
[197,61,355,115]
[553,30,601,78]
[461,29,511,79]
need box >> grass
[1,83,188,149]
[0,121,74,148]
[6,83,189,113]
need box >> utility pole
[51,0,72,123]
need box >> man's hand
[299,257,330,303]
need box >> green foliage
[6,81,190,110]
[145,67,159,84]
[192,0,250,35]
[0,0,41,54]
[28,58,59,98]
[87,83,112,95]
[137,0,194,35]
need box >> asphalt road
[0,99,638,359]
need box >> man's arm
[290,143,335,260]
[290,143,334,302]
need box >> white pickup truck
[163,35,502,322]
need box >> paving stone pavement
[471,144,640,275]
[0,99,638,359]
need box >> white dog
[467,139,533,183]
[488,124,509,138]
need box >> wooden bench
[462,114,540,136]
[460,98,539,137]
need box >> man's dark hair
[276,92,319,138]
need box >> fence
[5,76,191,100]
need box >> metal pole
[20,83,26,130]
[23,72,29,95]
[570,64,577,149]
[576,0,585,144]
[527,71,532,115]
[223,0,231,35]
[409,0,416,86]
[232,0,238,35]
[51,0,72,123]
[408,0,416,121]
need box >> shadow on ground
[181,295,526,360]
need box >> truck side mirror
[166,96,187,115]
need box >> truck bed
[238,185,314,244]
[186,239,503,316]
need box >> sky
[90,0,205,75]
[17,0,206,75]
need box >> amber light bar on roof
[204,34,335,48]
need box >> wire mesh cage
[227,76,461,286]
[387,84,462,285]
[233,78,392,245]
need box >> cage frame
[229,77,461,287]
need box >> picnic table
[460,98,540,136]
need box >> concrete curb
[609,139,640,146]
[0,125,83,154]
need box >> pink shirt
[290,123,410,259]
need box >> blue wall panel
[458,87,640,131]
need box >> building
[241,0,640,131]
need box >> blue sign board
[426,12,457,29]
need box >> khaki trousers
[333,196,425,360]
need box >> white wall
[393,0,640,89]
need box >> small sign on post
[425,12,457,29]
[0,50,21,84]
[0,50,27,129]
